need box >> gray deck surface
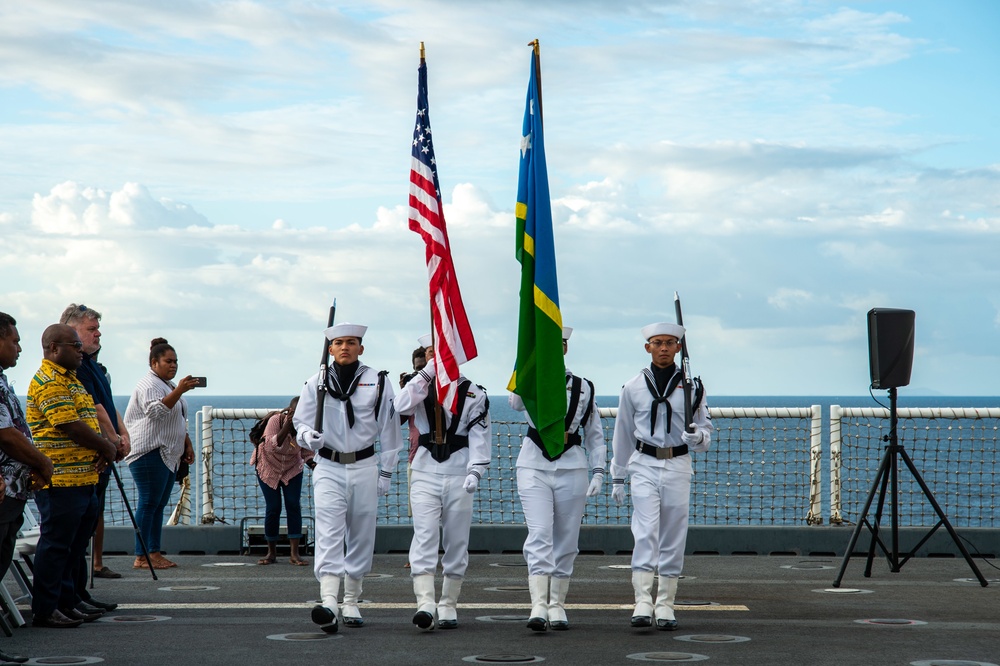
[4,552,998,665]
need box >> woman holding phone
[123,338,197,569]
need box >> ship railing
[98,404,998,531]
[830,406,1000,528]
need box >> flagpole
[420,40,445,446]
[430,303,445,445]
[529,39,543,122]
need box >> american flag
[408,54,478,414]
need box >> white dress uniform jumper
[611,324,713,631]
[294,327,403,633]
[395,358,491,631]
[510,356,606,632]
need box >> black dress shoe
[75,601,106,615]
[655,618,678,631]
[0,648,29,663]
[526,616,548,632]
[310,605,338,634]
[61,607,102,623]
[437,618,458,630]
[31,609,84,628]
[412,610,434,629]
[630,615,652,628]
[82,598,118,612]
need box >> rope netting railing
[106,404,821,529]
[830,406,1000,528]
[696,407,822,526]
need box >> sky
[2,0,998,398]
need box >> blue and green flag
[507,45,567,459]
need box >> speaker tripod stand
[832,387,988,587]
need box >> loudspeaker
[868,308,915,389]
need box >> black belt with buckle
[317,444,376,464]
[635,441,688,460]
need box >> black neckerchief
[327,360,362,428]
[642,363,680,436]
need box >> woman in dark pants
[123,338,196,569]
[252,397,315,565]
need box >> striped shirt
[251,411,313,489]
[26,359,101,487]
[123,370,188,473]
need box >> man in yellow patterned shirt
[26,324,120,629]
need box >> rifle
[673,291,695,434]
[314,298,337,432]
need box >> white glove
[612,483,626,506]
[377,475,391,497]
[301,429,323,448]
[586,472,604,498]
[681,427,704,447]
[463,472,480,494]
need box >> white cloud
[2,1,999,396]
[768,288,814,310]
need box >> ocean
[90,392,1000,530]
[111,393,1000,426]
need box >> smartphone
[191,377,208,388]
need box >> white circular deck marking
[627,652,709,662]
[812,588,873,594]
[97,614,171,623]
[267,632,341,642]
[674,634,751,644]
[462,655,544,663]
[911,661,998,666]
[855,618,927,626]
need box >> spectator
[0,312,55,655]
[59,303,130,580]
[251,396,315,566]
[123,338,196,570]
[26,324,120,628]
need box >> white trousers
[408,468,474,577]
[628,463,691,577]
[312,460,378,580]
[516,466,587,577]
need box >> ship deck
[5,551,998,666]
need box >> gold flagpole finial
[420,41,425,60]
[528,38,539,55]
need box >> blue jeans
[128,450,176,555]
[32,485,98,616]
[257,472,304,541]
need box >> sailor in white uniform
[294,323,403,633]
[510,327,606,631]
[395,334,491,630]
[611,322,712,631]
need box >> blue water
[112,393,1000,426]
[96,393,997,530]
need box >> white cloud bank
[2,1,999,396]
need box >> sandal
[258,556,276,566]
[289,557,309,566]
[133,557,172,570]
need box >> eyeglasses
[647,339,679,348]
[55,341,83,349]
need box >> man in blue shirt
[60,304,130,582]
